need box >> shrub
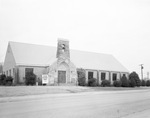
[146,80,150,87]
[129,72,141,87]
[77,69,86,86]
[0,74,6,85]
[113,80,122,87]
[0,75,13,86]
[136,80,141,87]
[129,78,136,87]
[78,77,86,86]
[25,72,36,85]
[141,80,146,86]
[101,80,110,87]
[120,75,129,87]
[88,78,97,87]
[5,76,13,86]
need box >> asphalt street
[0,90,150,118]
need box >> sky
[0,0,150,78]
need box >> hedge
[101,80,110,87]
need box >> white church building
[3,39,129,85]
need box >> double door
[58,71,66,83]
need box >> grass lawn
[0,86,149,97]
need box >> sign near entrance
[42,74,49,84]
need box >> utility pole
[139,64,144,80]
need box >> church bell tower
[56,39,70,60]
[48,38,77,85]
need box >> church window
[123,74,126,77]
[88,71,93,79]
[101,72,106,80]
[113,73,117,81]
[25,68,34,77]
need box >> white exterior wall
[126,73,129,79]
[16,65,129,85]
[17,66,47,84]
[93,71,97,79]
[18,67,25,83]
[99,71,109,84]
[10,68,13,77]
[110,72,130,83]
[85,70,98,84]
[117,73,120,80]
[3,44,16,76]
[110,72,113,84]
[98,71,102,84]
[85,70,88,83]
[106,72,109,80]
[85,70,129,85]
[34,67,47,80]
[110,72,120,84]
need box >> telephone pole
[139,64,144,80]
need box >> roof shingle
[9,41,128,72]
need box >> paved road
[1,90,150,118]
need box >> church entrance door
[58,71,66,83]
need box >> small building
[3,39,129,85]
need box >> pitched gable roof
[10,42,57,66]
[9,41,128,72]
[70,50,128,72]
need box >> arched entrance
[57,62,69,84]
